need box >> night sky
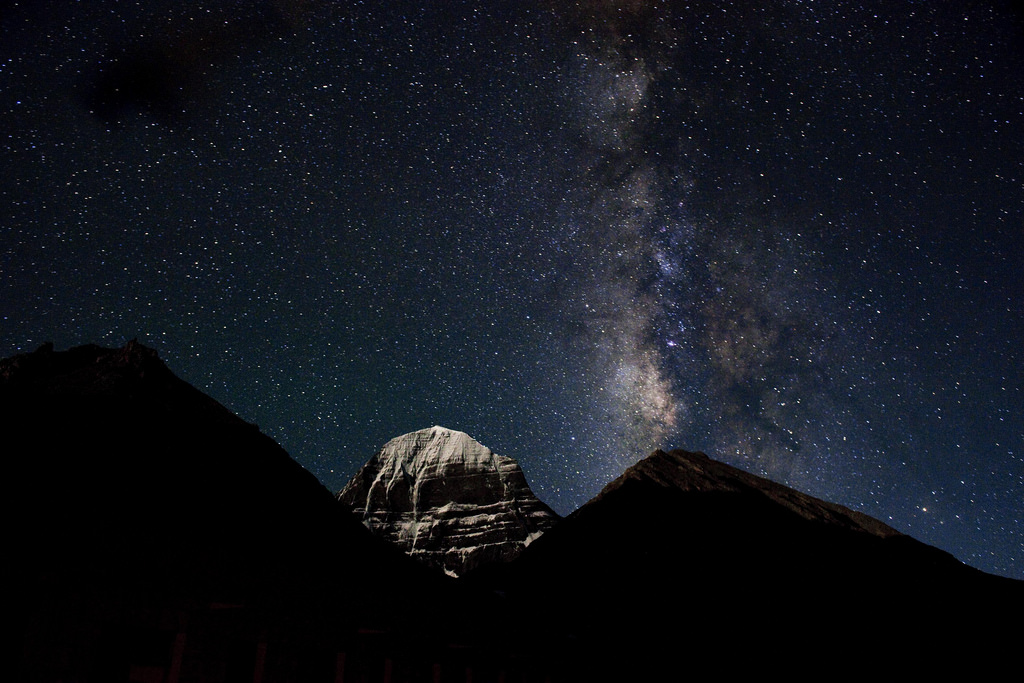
[2,1,1022,580]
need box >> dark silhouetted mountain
[473,448,1024,678]
[5,341,395,598]
[5,342,511,683]
[339,426,560,576]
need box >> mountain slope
[601,447,900,536]
[477,448,1024,677]
[339,426,560,576]
[4,341,392,596]
[4,342,480,683]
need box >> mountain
[339,426,560,576]
[8,341,1021,680]
[476,448,1024,677]
[4,341,394,597]
[5,342,498,683]
[598,446,901,537]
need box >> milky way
[2,1,1021,579]
[547,4,843,487]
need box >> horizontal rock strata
[339,426,559,576]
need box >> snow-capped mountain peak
[339,426,559,577]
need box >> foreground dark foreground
[7,342,1022,681]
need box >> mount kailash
[338,425,559,577]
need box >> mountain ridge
[603,447,902,538]
[8,341,1022,680]
[474,446,1023,677]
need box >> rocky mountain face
[339,426,560,576]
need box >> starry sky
[2,1,1022,579]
